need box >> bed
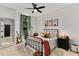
[26,29,59,56]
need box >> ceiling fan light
[34,9,37,12]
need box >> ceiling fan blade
[32,11,34,13]
[37,9,42,13]
[37,6,45,9]
[25,8,33,9]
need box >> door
[20,14,31,47]
[20,14,31,39]
[0,18,14,46]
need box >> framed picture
[48,20,53,26]
[43,29,59,38]
[44,18,58,27]
[53,18,58,26]
[44,20,48,27]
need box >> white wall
[37,4,79,45]
[14,12,20,38]
[0,5,16,18]
[51,4,79,45]
[31,16,39,33]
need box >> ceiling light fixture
[25,3,45,13]
[34,9,37,12]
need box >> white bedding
[37,36,57,51]
[46,38,57,51]
[27,35,57,55]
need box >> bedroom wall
[50,4,79,45]
[31,16,38,34]
[0,5,16,18]
[37,4,79,45]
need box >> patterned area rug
[16,43,34,56]
[0,43,34,56]
[16,43,78,56]
[50,48,78,56]
[1,42,78,56]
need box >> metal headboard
[43,29,59,38]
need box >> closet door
[20,14,31,40]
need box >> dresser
[57,38,70,50]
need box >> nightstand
[57,38,70,50]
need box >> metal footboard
[26,36,43,56]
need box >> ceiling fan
[25,3,45,13]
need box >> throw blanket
[33,36,51,56]
[43,40,51,56]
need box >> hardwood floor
[50,47,78,56]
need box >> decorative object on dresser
[57,36,70,50]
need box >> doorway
[0,18,14,46]
[20,14,31,47]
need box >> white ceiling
[0,3,74,16]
